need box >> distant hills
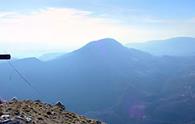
[1,38,195,124]
[127,37,195,56]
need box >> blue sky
[1,0,194,18]
[0,0,195,57]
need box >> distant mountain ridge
[127,37,195,56]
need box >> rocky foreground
[0,99,104,124]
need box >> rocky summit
[0,99,104,124]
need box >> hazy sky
[0,0,195,57]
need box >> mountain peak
[66,38,131,59]
[87,38,122,46]
[82,38,124,51]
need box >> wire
[8,61,40,95]
[1,48,40,97]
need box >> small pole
[0,54,11,60]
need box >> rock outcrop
[0,99,105,124]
